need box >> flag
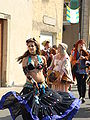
[66,5,79,23]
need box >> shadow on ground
[0,115,22,120]
[74,107,90,118]
[0,108,90,120]
[0,116,12,120]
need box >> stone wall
[81,0,89,46]
[32,0,64,45]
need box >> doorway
[40,34,53,50]
[0,19,3,86]
[0,19,7,87]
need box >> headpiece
[26,38,38,45]
[42,40,50,46]
[58,43,68,51]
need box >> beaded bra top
[28,55,44,70]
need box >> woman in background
[70,39,88,103]
[48,43,74,92]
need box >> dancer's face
[27,42,37,55]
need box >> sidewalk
[71,85,90,120]
[0,86,22,99]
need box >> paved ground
[0,85,90,120]
[0,86,23,120]
[72,85,90,120]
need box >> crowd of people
[0,37,89,120]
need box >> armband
[43,65,47,78]
[27,76,32,80]
[23,66,29,75]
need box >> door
[0,19,3,86]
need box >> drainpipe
[79,0,82,39]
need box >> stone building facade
[0,0,89,87]
[0,0,33,87]
[0,0,64,87]
[80,0,89,46]
[63,0,90,54]
[89,0,90,48]
[32,0,64,46]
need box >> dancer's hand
[33,81,39,90]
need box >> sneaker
[81,98,85,104]
[79,96,81,99]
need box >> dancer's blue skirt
[0,83,81,120]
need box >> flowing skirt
[0,82,81,120]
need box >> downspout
[81,0,85,39]
[79,0,82,39]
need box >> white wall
[0,0,33,86]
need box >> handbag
[47,70,60,83]
[61,73,74,84]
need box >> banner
[66,5,79,23]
